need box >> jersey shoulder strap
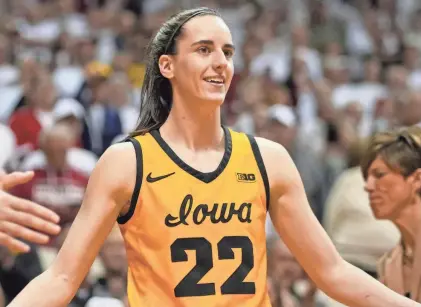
[229,128,270,210]
[117,134,144,224]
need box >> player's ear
[159,55,174,79]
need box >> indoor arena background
[0,0,419,306]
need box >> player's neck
[161,100,223,151]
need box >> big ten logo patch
[236,173,256,183]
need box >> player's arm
[8,143,136,307]
[257,137,419,307]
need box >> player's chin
[201,93,226,106]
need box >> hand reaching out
[0,171,61,253]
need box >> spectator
[385,65,409,99]
[53,98,85,144]
[15,1,61,65]
[114,11,136,51]
[10,123,89,227]
[18,97,98,176]
[82,87,124,156]
[232,76,267,134]
[403,41,421,90]
[106,74,139,137]
[266,235,320,307]
[324,139,400,278]
[397,91,421,127]
[57,0,90,40]
[362,125,421,301]
[336,101,364,151]
[371,96,397,133]
[355,57,388,136]
[8,59,42,115]
[309,0,346,53]
[75,61,111,109]
[9,75,57,151]
[263,104,327,221]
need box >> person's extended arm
[7,143,136,307]
[257,138,419,307]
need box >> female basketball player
[0,171,61,253]
[363,126,421,301]
[8,7,421,307]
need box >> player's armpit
[256,137,420,307]
[8,142,136,307]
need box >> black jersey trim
[149,126,232,183]
[117,138,143,224]
[246,135,270,211]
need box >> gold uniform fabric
[118,127,271,307]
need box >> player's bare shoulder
[254,137,292,168]
[98,141,137,172]
[89,141,137,205]
[254,136,299,189]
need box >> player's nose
[212,49,228,72]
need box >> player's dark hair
[131,7,221,136]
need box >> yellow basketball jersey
[118,127,271,307]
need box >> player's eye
[197,46,211,55]
[223,49,234,59]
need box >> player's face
[364,157,417,220]
[168,15,235,105]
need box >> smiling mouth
[204,76,225,85]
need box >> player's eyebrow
[191,40,235,51]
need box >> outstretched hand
[0,171,61,253]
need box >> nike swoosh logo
[146,172,175,183]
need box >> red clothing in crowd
[9,107,43,150]
[9,106,83,150]
[11,167,89,227]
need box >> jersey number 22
[170,236,255,297]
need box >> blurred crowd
[1,0,421,306]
